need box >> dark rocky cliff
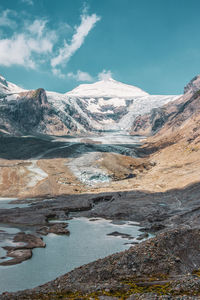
[0,88,78,136]
[0,88,49,135]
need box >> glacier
[0,74,181,134]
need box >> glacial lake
[0,217,141,294]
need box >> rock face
[131,75,200,139]
[0,87,72,136]
[184,74,200,94]
[9,89,48,132]
[131,107,168,136]
[0,74,179,136]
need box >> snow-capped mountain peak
[0,74,25,96]
[0,74,181,136]
[66,77,149,98]
[0,75,8,87]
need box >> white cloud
[98,70,113,80]
[0,10,17,28]
[0,20,55,68]
[52,68,65,79]
[67,70,93,82]
[21,0,34,5]
[28,19,47,38]
[51,13,101,68]
[0,8,101,76]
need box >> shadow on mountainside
[0,135,143,160]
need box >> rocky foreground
[2,227,200,299]
[1,180,200,233]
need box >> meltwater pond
[0,217,141,294]
[0,198,30,209]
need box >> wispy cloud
[0,9,17,28]
[98,70,113,80]
[0,17,55,68]
[52,68,66,79]
[51,12,101,72]
[21,0,34,6]
[67,70,94,82]
[0,7,101,79]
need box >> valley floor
[0,130,200,199]
[0,130,200,299]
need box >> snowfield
[66,77,149,98]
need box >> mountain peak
[184,75,200,94]
[99,76,115,82]
[0,75,8,87]
[0,74,25,95]
[66,78,149,98]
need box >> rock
[184,75,200,94]
[136,233,149,240]
[175,257,181,262]
[123,173,136,180]
[0,249,32,266]
[0,232,45,266]
[99,297,118,300]
[127,295,138,300]
[124,242,139,245]
[110,220,126,225]
[107,231,132,239]
[37,223,70,235]
[148,223,166,232]
[13,232,46,249]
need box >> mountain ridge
[0,74,180,136]
[131,74,200,138]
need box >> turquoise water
[0,198,30,209]
[0,217,141,294]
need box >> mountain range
[1,72,200,300]
[0,75,179,136]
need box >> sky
[0,0,200,94]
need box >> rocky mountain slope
[123,75,200,193]
[131,75,200,139]
[0,75,179,136]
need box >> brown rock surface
[37,223,70,235]
[0,232,45,266]
[0,249,32,266]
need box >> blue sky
[0,0,200,94]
